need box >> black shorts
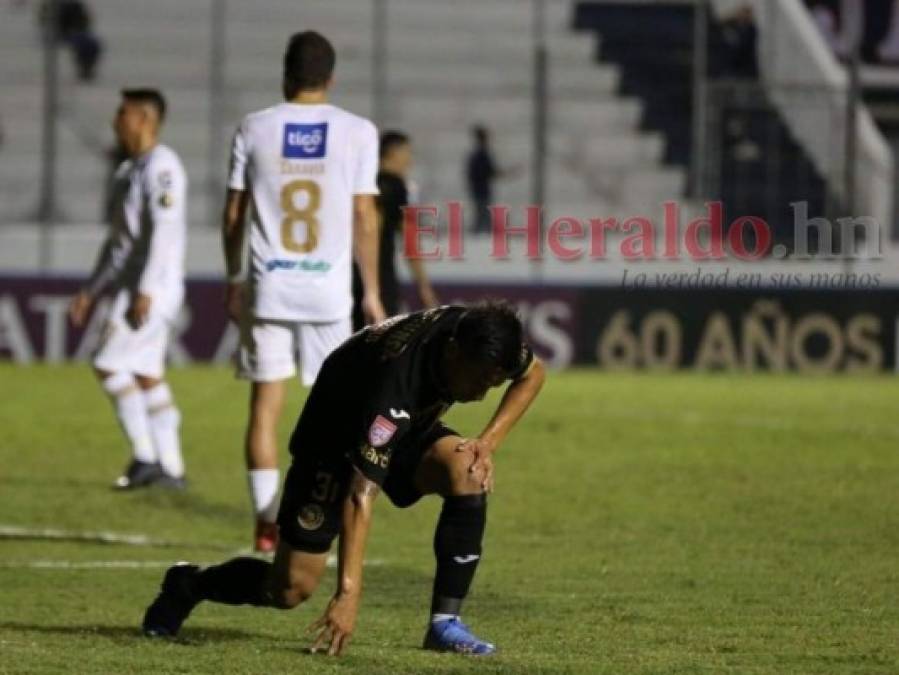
[277,422,459,553]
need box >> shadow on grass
[0,620,271,646]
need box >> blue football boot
[423,617,497,655]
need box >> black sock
[194,557,271,606]
[431,493,487,616]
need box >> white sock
[143,382,184,478]
[431,613,458,624]
[102,372,155,464]
[248,469,280,522]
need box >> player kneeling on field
[143,301,545,656]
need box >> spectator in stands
[807,0,899,65]
[877,1,899,63]
[466,126,519,235]
[719,5,759,79]
[862,0,899,63]
[40,0,103,81]
[806,0,841,53]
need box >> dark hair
[380,130,410,159]
[121,88,166,122]
[454,300,524,375]
[472,125,489,145]
[283,31,336,98]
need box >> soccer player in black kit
[143,301,545,656]
[352,130,439,330]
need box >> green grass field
[1,365,898,674]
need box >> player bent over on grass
[143,302,545,655]
[68,89,187,490]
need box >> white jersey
[87,143,188,320]
[228,102,379,322]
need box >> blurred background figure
[806,0,840,52]
[352,130,438,330]
[40,0,103,81]
[860,0,895,63]
[465,125,505,235]
[719,4,758,79]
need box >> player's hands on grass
[68,291,94,328]
[225,282,242,324]
[361,292,386,325]
[455,437,496,493]
[309,591,359,656]
[127,292,152,330]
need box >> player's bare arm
[222,188,250,323]
[68,289,94,328]
[353,194,386,324]
[310,466,380,656]
[405,250,439,308]
[69,240,116,327]
[457,357,546,490]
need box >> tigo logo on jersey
[282,123,328,159]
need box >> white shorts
[236,317,351,386]
[93,292,174,379]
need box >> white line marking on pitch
[0,556,383,570]
[0,525,235,551]
[0,527,384,568]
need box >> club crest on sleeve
[368,415,397,447]
[297,503,324,531]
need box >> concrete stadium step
[10,56,612,97]
[586,166,688,204]
[396,96,642,130]
[1,0,678,226]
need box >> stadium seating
[0,0,692,232]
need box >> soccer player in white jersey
[222,32,385,552]
[69,89,188,490]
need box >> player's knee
[270,568,319,609]
[135,374,162,390]
[273,584,313,610]
[445,451,486,497]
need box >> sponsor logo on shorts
[368,415,397,447]
[453,555,480,565]
[282,122,328,159]
[389,408,410,420]
[297,503,325,531]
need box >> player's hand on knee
[474,453,495,493]
[225,282,243,324]
[455,437,495,492]
[308,591,358,656]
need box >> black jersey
[351,170,407,329]
[288,305,534,487]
